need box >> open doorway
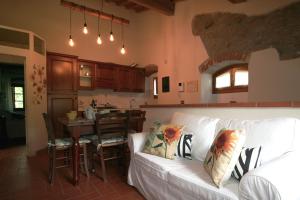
[0,62,25,148]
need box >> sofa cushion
[204,129,246,187]
[191,117,220,161]
[143,124,184,159]
[220,118,297,164]
[134,152,191,181]
[167,162,239,200]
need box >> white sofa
[127,112,300,200]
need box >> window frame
[12,84,25,111]
[212,64,248,94]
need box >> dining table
[58,117,95,185]
[57,111,146,185]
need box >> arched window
[212,64,248,94]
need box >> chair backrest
[42,113,55,143]
[95,112,129,144]
[126,110,146,132]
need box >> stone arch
[199,52,249,73]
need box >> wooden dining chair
[42,113,90,184]
[126,110,146,133]
[91,112,129,182]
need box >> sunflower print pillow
[204,129,246,187]
[143,124,184,160]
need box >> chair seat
[83,134,127,150]
[82,134,98,143]
[48,137,91,149]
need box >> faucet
[129,98,136,109]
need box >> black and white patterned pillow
[177,133,192,160]
[232,146,262,181]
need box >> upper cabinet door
[95,63,115,89]
[116,67,145,92]
[78,60,96,90]
[116,67,131,92]
[47,53,78,94]
[133,68,145,93]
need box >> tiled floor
[0,146,145,200]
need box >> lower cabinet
[47,94,77,137]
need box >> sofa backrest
[170,112,203,135]
[216,118,299,164]
[171,112,220,161]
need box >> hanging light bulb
[97,34,102,45]
[110,31,114,42]
[120,23,126,55]
[109,15,114,42]
[83,22,88,34]
[68,8,74,47]
[82,2,88,34]
[96,1,103,45]
[69,35,74,47]
[120,44,126,55]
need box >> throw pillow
[204,129,246,187]
[143,124,184,159]
[177,133,192,160]
[232,146,262,181]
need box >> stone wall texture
[192,2,300,62]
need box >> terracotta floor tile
[0,145,145,200]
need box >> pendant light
[82,0,88,34]
[120,23,126,55]
[68,8,74,47]
[97,0,103,45]
[109,15,114,42]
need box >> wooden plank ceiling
[105,0,185,15]
[105,0,247,16]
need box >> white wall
[0,26,47,156]
[249,48,300,101]
[1,0,299,107]
[0,0,151,115]
[134,0,300,104]
[0,0,141,65]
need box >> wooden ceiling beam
[128,0,175,16]
[227,0,247,3]
[61,0,130,24]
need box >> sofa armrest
[128,132,148,156]
[239,151,300,200]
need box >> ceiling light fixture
[82,0,88,34]
[109,15,114,42]
[120,23,126,55]
[97,0,103,45]
[68,7,74,47]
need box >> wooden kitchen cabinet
[116,66,132,92]
[115,66,145,93]
[131,68,145,92]
[95,63,115,89]
[47,52,78,135]
[78,60,96,90]
[47,52,78,94]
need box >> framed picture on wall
[162,76,170,93]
